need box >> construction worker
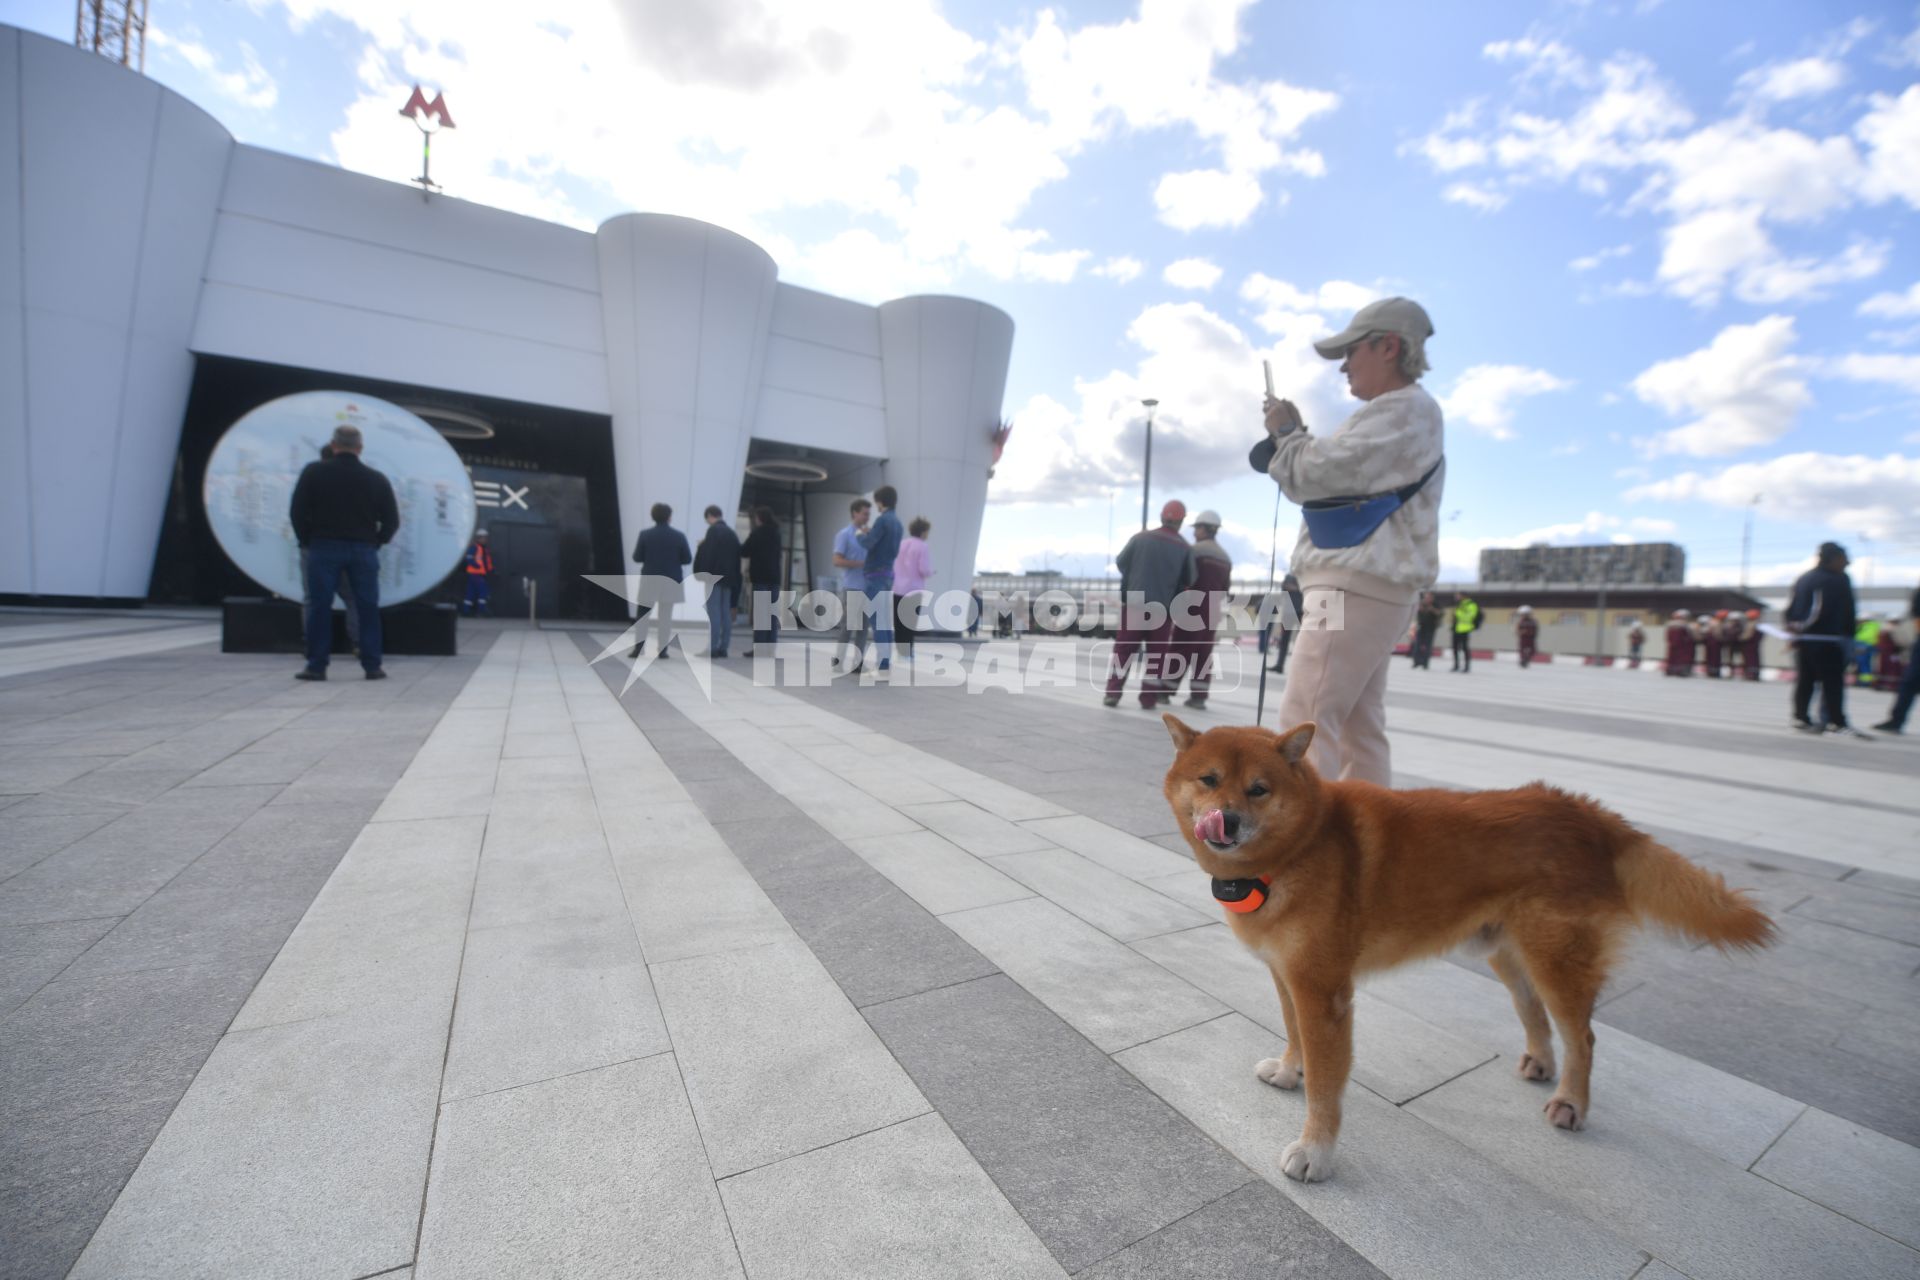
[1701,609,1726,678]
[1515,605,1539,669]
[1451,592,1481,672]
[1175,510,1233,709]
[1855,615,1881,686]
[1742,609,1763,680]
[1665,609,1694,676]
[461,529,493,616]
[1720,610,1745,679]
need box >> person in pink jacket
[894,517,934,650]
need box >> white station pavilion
[0,24,1014,617]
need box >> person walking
[1786,542,1859,734]
[1515,605,1539,669]
[893,517,935,652]
[741,506,783,658]
[1268,573,1304,673]
[460,529,493,616]
[831,498,872,670]
[857,486,904,671]
[692,505,743,658]
[1176,510,1232,709]
[629,503,691,659]
[1627,619,1647,669]
[1872,583,1920,734]
[1105,500,1196,708]
[1253,296,1445,784]
[1410,590,1441,669]
[289,424,398,681]
[1451,593,1481,672]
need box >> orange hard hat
[1746,609,1761,619]
[1715,609,1729,619]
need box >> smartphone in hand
[1263,360,1275,397]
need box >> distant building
[1478,542,1685,585]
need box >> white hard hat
[1192,509,1222,528]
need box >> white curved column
[596,214,778,593]
[0,28,233,597]
[876,296,1015,612]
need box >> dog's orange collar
[1211,875,1272,914]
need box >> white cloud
[1163,258,1224,291]
[1569,243,1632,271]
[1734,56,1845,105]
[1655,205,1885,306]
[1153,168,1264,231]
[1626,451,1920,543]
[1238,274,1378,337]
[1631,315,1810,456]
[1441,365,1573,440]
[149,27,279,109]
[1091,256,1144,284]
[1442,182,1508,212]
[1856,85,1920,209]
[1824,353,1920,395]
[1861,282,1920,317]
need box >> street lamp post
[1740,493,1762,592]
[1139,399,1158,530]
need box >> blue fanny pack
[1299,458,1443,549]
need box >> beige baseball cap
[1313,296,1435,359]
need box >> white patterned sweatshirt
[1265,383,1446,605]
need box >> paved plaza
[2,611,1918,1280]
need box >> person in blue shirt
[832,497,872,671]
[629,502,691,659]
[857,485,903,672]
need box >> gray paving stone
[68,1008,449,1280]
[603,802,792,964]
[719,1112,1065,1280]
[1790,892,1920,947]
[442,912,670,1102]
[0,915,117,1016]
[988,846,1212,942]
[1751,1106,1920,1251]
[648,937,928,1177]
[0,754,114,792]
[680,774,806,826]
[1841,867,1920,898]
[862,974,1255,1273]
[1016,813,1194,881]
[418,1055,742,1280]
[1076,1181,1387,1280]
[842,829,1034,915]
[1116,1014,1648,1280]
[1132,924,1496,1105]
[941,896,1227,1053]
[0,1097,177,1280]
[1407,1056,1920,1280]
[898,799,1056,856]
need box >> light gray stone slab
[719,1112,1065,1280]
[417,1055,741,1280]
[492,751,590,794]
[1790,893,1920,947]
[989,846,1211,942]
[649,937,928,1177]
[1752,1107,1920,1250]
[1115,1015,1647,1280]
[466,802,623,931]
[443,913,670,1102]
[1407,1055,1919,1280]
[601,801,792,964]
[913,765,1074,821]
[1131,924,1496,1105]
[941,896,1226,1053]
[501,730,581,759]
[1018,814,1195,881]
[1363,959,1806,1167]
[372,768,497,823]
[898,799,1058,856]
[68,1010,448,1280]
[1141,868,1220,916]
[0,754,114,792]
[842,829,1034,915]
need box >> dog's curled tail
[1614,837,1777,953]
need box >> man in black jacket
[1872,582,1920,734]
[289,425,399,681]
[693,505,743,658]
[1786,541,1860,735]
[630,503,692,659]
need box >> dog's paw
[1280,1138,1336,1183]
[1544,1097,1585,1131]
[1516,1052,1555,1082]
[1256,1057,1303,1090]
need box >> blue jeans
[305,539,382,673]
[707,583,736,655]
[863,579,894,664]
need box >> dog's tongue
[1195,809,1227,844]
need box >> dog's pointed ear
[1276,722,1316,764]
[1162,714,1198,753]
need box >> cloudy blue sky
[15,0,1920,587]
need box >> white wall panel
[218,147,600,292]
[24,311,123,590]
[752,387,888,457]
[130,94,231,338]
[762,336,884,408]
[202,214,603,353]
[0,28,29,594]
[192,284,611,415]
[770,286,881,357]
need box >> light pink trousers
[1275,589,1415,787]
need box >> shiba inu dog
[1162,715,1774,1184]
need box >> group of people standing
[1406,591,1481,672]
[1103,502,1233,709]
[1660,609,1764,679]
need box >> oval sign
[203,391,477,605]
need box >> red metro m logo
[399,86,456,131]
